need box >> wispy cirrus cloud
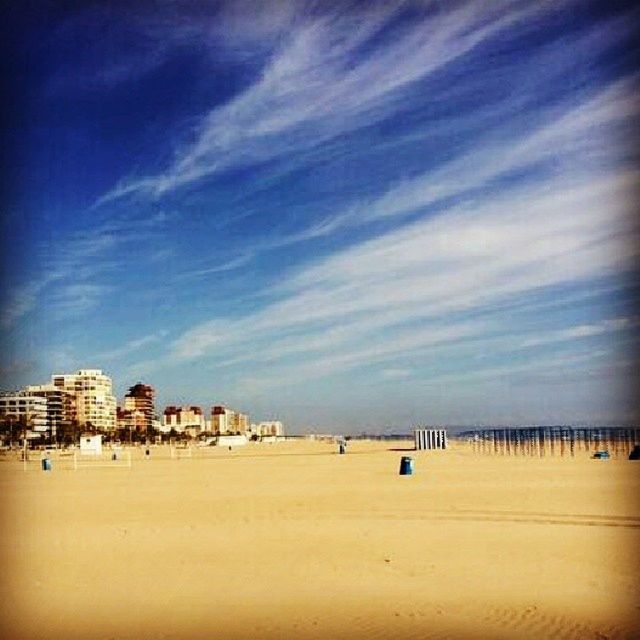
[1,212,171,327]
[259,71,640,249]
[160,162,638,383]
[50,283,114,317]
[94,330,169,362]
[97,0,565,204]
[172,253,254,282]
[1,278,55,329]
[519,318,640,349]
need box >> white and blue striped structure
[415,428,448,450]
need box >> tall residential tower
[52,369,117,431]
[123,383,155,433]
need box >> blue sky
[1,0,639,432]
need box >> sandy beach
[0,440,638,639]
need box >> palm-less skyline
[2,0,639,431]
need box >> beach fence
[170,445,194,459]
[458,427,639,458]
[415,428,448,450]
[15,447,133,471]
[73,449,132,470]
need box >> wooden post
[529,429,538,457]
[528,429,533,457]
[569,428,575,457]
[531,428,535,457]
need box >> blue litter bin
[41,458,52,471]
[399,456,413,475]
[339,443,346,454]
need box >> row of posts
[465,427,639,457]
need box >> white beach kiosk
[74,434,131,469]
[217,434,248,448]
[79,434,103,456]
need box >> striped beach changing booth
[415,428,448,450]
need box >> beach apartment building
[162,405,205,436]
[123,383,155,432]
[211,405,230,434]
[211,406,250,435]
[52,369,117,431]
[0,392,49,440]
[232,411,249,433]
[251,421,285,438]
[117,406,148,435]
[24,384,76,440]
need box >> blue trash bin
[42,458,52,471]
[399,456,413,475]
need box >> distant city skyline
[1,1,639,432]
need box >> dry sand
[0,440,638,639]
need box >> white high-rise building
[52,369,117,431]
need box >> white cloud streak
[206,77,635,388]
[260,71,639,248]
[2,212,170,327]
[519,318,640,348]
[98,0,562,203]
[95,330,169,362]
[166,163,638,381]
